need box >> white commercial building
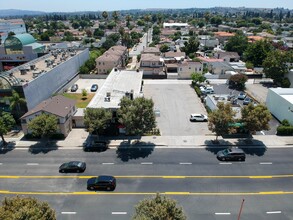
[266,88,293,125]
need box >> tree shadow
[116,141,155,162]
[0,141,16,154]
[28,141,59,154]
[204,138,267,156]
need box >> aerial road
[0,147,292,220]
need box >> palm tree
[112,11,119,23]
[102,11,108,20]
[125,15,132,27]
[8,90,26,119]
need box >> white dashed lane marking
[179,162,192,165]
[26,163,39,165]
[141,162,153,165]
[266,211,282,214]
[112,212,127,215]
[260,162,273,165]
[102,163,114,165]
[215,212,231,215]
[61,212,76,214]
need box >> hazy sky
[0,0,292,12]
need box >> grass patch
[63,93,95,108]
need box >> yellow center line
[0,175,293,179]
[0,191,292,196]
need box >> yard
[63,93,95,108]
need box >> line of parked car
[70,84,99,92]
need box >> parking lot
[143,80,211,136]
[67,78,106,93]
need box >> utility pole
[237,199,245,220]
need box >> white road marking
[112,212,127,215]
[215,212,231,215]
[141,162,153,165]
[102,163,114,165]
[219,163,232,165]
[179,162,192,165]
[260,162,273,165]
[26,163,39,165]
[61,212,76,214]
[0,163,2,165]
[266,211,282,214]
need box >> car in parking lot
[243,97,252,105]
[237,92,246,100]
[59,161,86,173]
[87,175,116,191]
[84,141,108,152]
[216,148,246,161]
[70,84,78,92]
[90,84,98,92]
[190,113,208,122]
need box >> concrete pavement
[3,128,293,149]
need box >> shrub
[281,119,291,126]
[277,126,293,136]
[194,85,202,97]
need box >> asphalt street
[0,148,293,219]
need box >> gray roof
[21,95,76,119]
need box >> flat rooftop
[87,69,143,109]
[6,49,83,85]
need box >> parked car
[71,84,78,92]
[205,86,214,94]
[59,161,86,173]
[237,92,246,100]
[90,84,98,92]
[84,141,108,152]
[87,175,116,191]
[243,97,252,105]
[216,148,246,161]
[190,113,208,122]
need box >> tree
[112,11,119,22]
[84,108,112,135]
[183,36,199,57]
[132,193,186,220]
[28,114,58,138]
[93,28,104,38]
[191,72,206,84]
[241,104,272,135]
[126,15,132,27]
[263,50,292,85]
[228,74,248,90]
[118,96,156,136]
[82,89,88,99]
[8,90,26,118]
[243,39,274,67]
[0,112,16,146]
[159,44,169,53]
[224,32,248,57]
[102,11,108,20]
[0,196,56,220]
[208,102,236,141]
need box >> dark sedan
[70,84,78,92]
[87,175,116,191]
[90,84,98,92]
[59,161,86,173]
[84,141,108,152]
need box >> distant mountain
[0,9,46,17]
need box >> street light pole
[237,199,245,220]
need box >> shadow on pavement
[204,139,267,156]
[0,141,16,154]
[116,141,155,162]
[28,141,59,154]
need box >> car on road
[190,113,208,122]
[90,84,98,92]
[59,161,86,173]
[243,97,252,105]
[87,175,116,191]
[70,84,78,92]
[84,141,108,152]
[237,92,246,100]
[216,148,246,161]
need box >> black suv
[87,175,116,191]
[84,141,108,152]
[217,148,246,161]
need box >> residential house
[214,51,240,62]
[20,95,77,137]
[178,60,203,79]
[198,35,219,50]
[142,47,161,56]
[139,53,165,77]
[95,45,128,74]
[214,32,235,44]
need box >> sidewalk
[4,129,293,149]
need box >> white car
[190,113,208,122]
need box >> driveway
[143,80,211,136]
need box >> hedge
[194,86,202,97]
[276,126,293,136]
